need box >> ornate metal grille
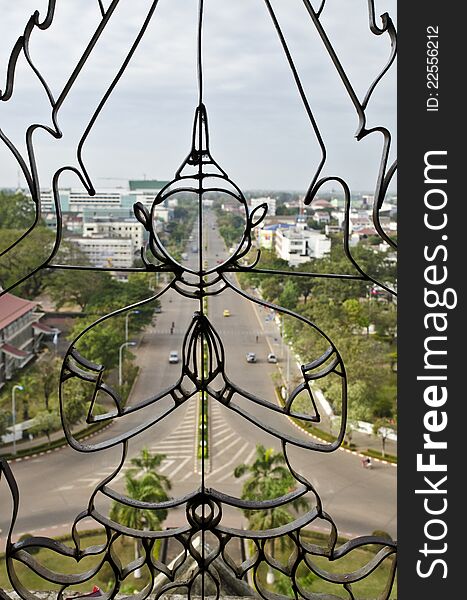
[1,1,397,599]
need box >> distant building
[249,196,276,217]
[313,211,331,225]
[275,227,331,266]
[257,223,293,250]
[0,293,56,387]
[82,218,145,251]
[128,179,169,192]
[31,180,173,221]
[73,237,135,269]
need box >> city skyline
[0,1,396,193]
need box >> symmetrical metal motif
[1,2,397,599]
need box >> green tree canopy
[0,227,54,298]
[0,191,35,230]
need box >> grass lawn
[1,530,396,598]
[0,532,159,594]
[255,530,397,599]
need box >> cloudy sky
[0,0,396,193]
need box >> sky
[0,0,396,193]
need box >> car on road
[169,351,179,364]
[223,309,231,317]
[267,353,277,363]
[246,352,257,363]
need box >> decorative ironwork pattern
[1,2,397,599]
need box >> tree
[342,298,370,332]
[62,378,89,425]
[47,267,112,310]
[372,418,396,458]
[0,411,10,439]
[32,352,61,411]
[278,280,299,311]
[0,191,35,230]
[234,445,309,557]
[128,447,171,487]
[128,449,172,503]
[31,410,61,444]
[110,450,171,574]
[0,227,54,298]
[110,472,170,530]
[68,315,127,370]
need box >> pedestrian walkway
[147,401,197,482]
[206,402,256,483]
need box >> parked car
[246,352,257,363]
[169,351,179,364]
[267,353,278,363]
[223,309,231,317]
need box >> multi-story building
[275,226,331,266]
[31,180,172,222]
[82,218,145,251]
[73,237,135,269]
[249,196,277,217]
[257,223,293,250]
[0,293,56,387]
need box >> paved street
[0,208,396,549]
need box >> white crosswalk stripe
[63,405,197,492]
[207,402,255,481]
[146,402,196,479]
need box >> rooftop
[0,293,37,331]
[129,180,170,191]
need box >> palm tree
[234,444,310,558]
[110,449,172,576]
[127,448,172,496]
[109,472,170,530]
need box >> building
[249,196,276,217]
[313,210,331,225]
[73,237,136,269]
[257,223,293,250]
[275,226,331,266]
[82,217,145,251]
[0,293,56,387]
[31,180,173,222]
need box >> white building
[257,223,293,250]
[249,196,276,217]
[73,237,135,269]
[82,219,145,251]
[275,227,331,266]
[31,180,172,222]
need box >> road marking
[211,425,231,435]
[207,441,251,480]
[212,431,237,448]
[167,457,191,478]
[209,437,243,463]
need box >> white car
[267,353,278,364]
[246,352,257,363]
[169,351,179,364]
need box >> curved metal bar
[1,1,396,596]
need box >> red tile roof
[0,293,37,331]
[32,321,56,334]
[0,343,30,359]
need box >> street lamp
[119,342,136,387]
[286,342,292,397]
[11,385,24,455]
[125,310,140,343]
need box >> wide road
[0,209,396,548]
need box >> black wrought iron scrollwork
[1,1,397,599]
